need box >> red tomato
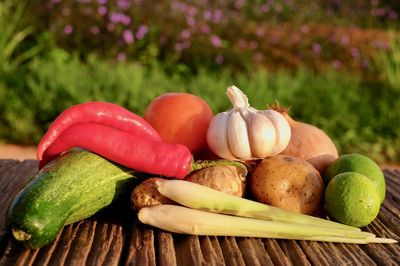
[144,92,214,153]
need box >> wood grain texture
[0,160,399,266]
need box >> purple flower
[109,12,121,23]
[109,12,131,25]
[372,39,388,50]
[121,16,131,25]
[210,35,222,47]
[98,6,107,15]
[180,29,191,39]
[389,11,398,20]
[91,26,100,35]
[215,55,224,64]
[256,27,266,37]
[213,9,222,23]
[312,42,322,55]
[350,47,360,59]
[201,24,210,34]
[259,4,270,13]
[117,52,127,62]
[341,35,350,46]
[135,25,149,40]
[117,0,132,10]
[253,52,264,62]
[187,17,196,27]
[107,23,115,32]
[182,41,191,49]
[249,41,258,50]
[64,25,74,35]
[238,39,247,49]
[234,0,245,9]
[300,25,309,34]
[362,59,370,69]
[98,0,108,4]
[171,1,180,10]
[203,10,212,20]
[123,29,134,44]
[188,6,197,16]
[175,42,183,52]
[332,59,342,69]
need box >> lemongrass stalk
[156,180,358,231]
[138,205,397,244]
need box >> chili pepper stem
[190,160,248,176]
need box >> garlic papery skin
[207,112,237,160]
[261,109,291,155]
[206,85,291,160]
[248,112,277,158]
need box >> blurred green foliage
[1,48,399,163]
[0,0,399,164]
[24,0,398,76]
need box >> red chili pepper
[37,102,161,161]
[40,123,193,179]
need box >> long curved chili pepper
[40,123,193,179]
[37,102,161,161]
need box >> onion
[277,109,339,174]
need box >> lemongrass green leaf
[156,180,358,231]
[138,205,397,244]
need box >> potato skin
[186,165,246,197]
[131,177,175,210]
[250,155,324,215]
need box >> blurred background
[0,0,399,164]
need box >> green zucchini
[6,149,139,249]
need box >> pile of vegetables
[6,86,397,249]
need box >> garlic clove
[228,112,252,159]
[262,110,291,155]
[207,112,237,160]
[248,112,277,158]
[226,85,250,109]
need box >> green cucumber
[6,149,139,249]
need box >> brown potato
[250,155,324,215]
[186,164,247,197]
[131,177,175,210]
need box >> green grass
[0,48,399,164]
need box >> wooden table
[0,160,399,265]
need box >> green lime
[324,153,386,203]
[324,172,380,227]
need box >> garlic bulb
[207,86,291,160]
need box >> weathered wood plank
[125,223,156,265]
[384,170,400,188]
[85,222,123,266]
[173,234,206,266]
[236,238,274,266]
[199,236,226,266]
[218,236,246,266]
[0,160,37,241]
[276,240,311,265]
[0,160,399,266]
[157,231,177,266]
[63,220,97,265]
[263,239,291,266]
[101,225,124,266]
[377,205,400,236]
[31,231,63,266]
